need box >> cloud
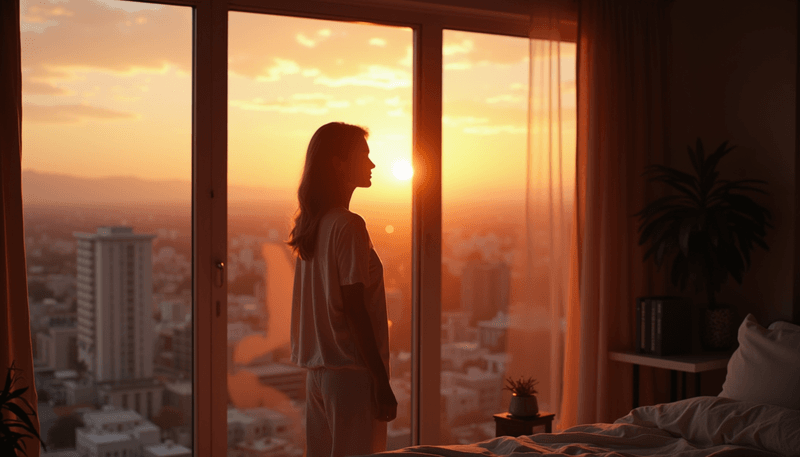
[313,65,410,89]
[228,13,411,83]
[485,94,525,104]
[229,93,351,115]
[255,58,301,82]
[23,81,71,96]
[23,4,74,22]
[398,46,412,67]
[384,96,401,107]
[369,37,387,47]
[443,39,474,56]
[444,62,472,71]
[23,103,138,123]
[296,33,317,48]
[21,0,192,83]
[443,31,529,70]
[442,115,524,135]
[295,28,332,48]
[21,4,75,33]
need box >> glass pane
[440,30,576,444]
[20,0,193,454]
[228,12,413,454]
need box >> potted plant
[1,362,46,456]
[504,376,539,417]
[635,139,772,350]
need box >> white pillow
[768,319,800,332]
[719,313,800,410]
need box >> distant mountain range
[22,170,294,206]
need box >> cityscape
[25,180,559,457]
[20,3,571,454]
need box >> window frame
[109,0,576,455]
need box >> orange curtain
[1,0,41,455]
[518,14,577,427]
[560,0,669,427]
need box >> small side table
[493,412,555,437]
[608,351,732,408]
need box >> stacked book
[635,296,693,356]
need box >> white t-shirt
[290,207,390,372]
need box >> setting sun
[392,159,414,181]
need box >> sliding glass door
[439,29,576,443]
[19,0,574,454]
[20,0,194,454]
[227,11,413,454]
[440,29,530,444]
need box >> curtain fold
[522,13,577,427]
[559,0,670,427]
[2,0,41,455]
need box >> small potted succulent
[1,362,46,456]
[504,376,539,418]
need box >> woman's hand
[340,282,396,421]
[374,379,397,422]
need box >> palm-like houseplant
[635,139,772,348]
[1,362,46,456]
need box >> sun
[392,159,414,181]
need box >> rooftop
[145,441,192,457]
[74,226,156,240]
[240,407,289,422]
[77,428,133,444]
[165,381,192,396]
[236,437,289,452]
[83,408,143,426]
[228,408,256,425]
[243,363,304,378]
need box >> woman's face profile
[338,137,375,189]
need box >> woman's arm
[341,282,397,422]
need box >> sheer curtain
[2,0,41,455]
[512,14,576,427]
[561,0,670,426]
[519,0,670,429]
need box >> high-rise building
[75,226,156,382]
[460,259,511,326]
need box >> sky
[20,0,575,207]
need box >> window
[21,0,192,448]
[227,11,412,452]
[21,0,574,454]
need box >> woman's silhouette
[288,122,397,457]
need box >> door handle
[215,261,225,288]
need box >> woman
[288,122,397,457]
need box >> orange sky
[20,0,575,205]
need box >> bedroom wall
[667,0,797,327]
[657,0,797,399]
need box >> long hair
[287,122,369,260]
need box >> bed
[364,314,800,457]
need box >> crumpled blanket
[364,396,800,457]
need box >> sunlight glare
[392,159,413,181]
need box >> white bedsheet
[365,397,800,457]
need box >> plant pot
[508,394,539,418]
[701,306,736,351]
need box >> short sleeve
[336,216,371,286]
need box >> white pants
[305,367,387,457]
